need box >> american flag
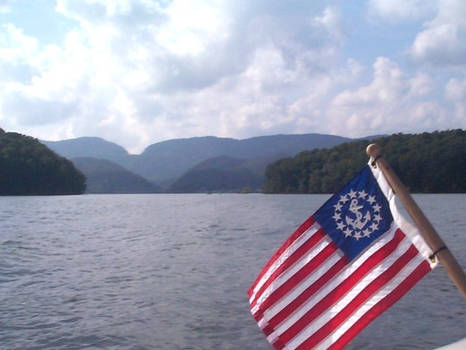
[248,163,437,349]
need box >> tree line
[0,129,86,195]
[263,130,465,194]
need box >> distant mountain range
[131,134,353,183]
[71,157,160,194]
[169,156,264,193]
[42,133,375,193]
[42,137,132,165]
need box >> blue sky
[0,0,465,153]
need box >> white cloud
[0,24,38,63]
[311,6,343,42]
[0,0,12,13]
[370,0,466,67]
[368,0,435,21]
[445,78,466,130]
[156,0,231,56]
[0,1,464,153]
[2,2,349,152]
[409,72,433,97]
[445,78,466,101]
[411,0,466,66]
[332,57,406,106]
[325,57,452,137]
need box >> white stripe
[257,315,268,329]
[251,237,332,314]
[260,251,343,323]
[249,222,321,304]
[266,224,401,342]
[314,254,426,350]
[369,161,437,268]
[283,239,415,349]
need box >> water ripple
[0,194,464,349]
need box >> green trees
[0,130,86,195]
[263,130,465,194]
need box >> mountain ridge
[42,133,358,184]
[71,157,160,194]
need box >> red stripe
[249,228,325,309]
[296,244,419,350]
[328,260,431,350]
[248,216,316,297]
[277,229,405,345]
[264,256,348,331]
[253,242,339,321]
[261,323,274,336]
[272,338,285,350]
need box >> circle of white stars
[332,189,383,240]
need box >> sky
[0,0,465,153]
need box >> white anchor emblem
[346,199,371,230]
[333,189,382,240]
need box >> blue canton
[314,166,393,260]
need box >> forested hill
[0,129,86,195]
[168,156,263,193]
[71,157,160,194]
[263,130,465,194]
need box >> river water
[0,194,465,349]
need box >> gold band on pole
[366,143,466,298]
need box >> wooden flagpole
[366,143,466,298]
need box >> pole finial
[366,143,382,158]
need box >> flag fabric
[248,162,438,350]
